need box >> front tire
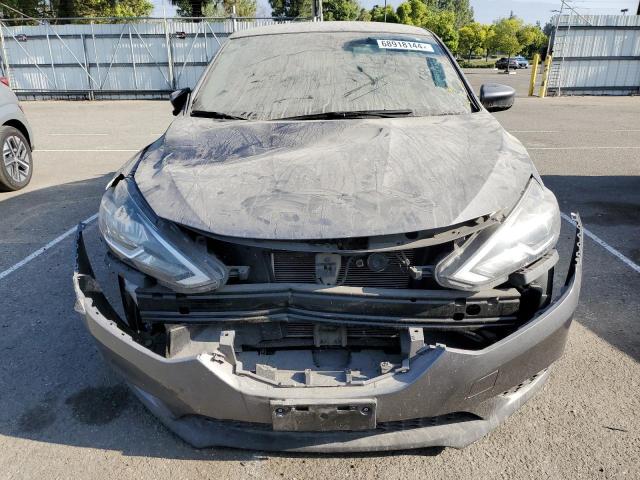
[0,126,32,192]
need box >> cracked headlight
[435,179,560,291]
[99,178,228,293]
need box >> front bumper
[73,216,583,452]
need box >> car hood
[134,112,535,240]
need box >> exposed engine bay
[103,222,557,389]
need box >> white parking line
[529,146,640,150]
[511,129,640,134]
[0,213,98,281]
[560,213,640,274]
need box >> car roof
[230,21,434,39]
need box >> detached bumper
[73,217,583,453]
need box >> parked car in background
[75,21,582,453]
[514,56,530,68]
[495,57,519,70]
[0,80,34,191]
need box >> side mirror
[480,83,516,112]
[170,88,191,116]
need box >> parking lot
[0,69,638,479]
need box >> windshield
[192,32,473,120]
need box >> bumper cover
[73,216,583,452]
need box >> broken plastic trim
[175,323,441,388]
[72,216,582,451]
[74,222,134,336]
[564,213,583,289]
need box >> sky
[151,0,640,25]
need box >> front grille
[376,412,480,432]
[272,251,415,288]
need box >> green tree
[369,0,459,52]
[323,0,360,21]
[0,0,153,18]
[0,0,46,18]
[542,21,554,38]
[203,0,257,16]
[491,17,522,69]
[357,7,371,21]
[107,0,154,17]
[369,4,398,23]
[396,0,428,26]
[423,8,458,52]
[436,0,473,28]
[53,0,153,17]
[517,24,547,58]
[269,0,313,17]
[458,21,485,60]
[482,24,495,60]
[172,0,209,16]
[453,0,473,27]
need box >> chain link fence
[0,16,313,99]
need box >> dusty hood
[134,113,534,240]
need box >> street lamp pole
[546,3,564,59]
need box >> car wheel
[0,126,33,192]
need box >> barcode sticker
[376,39,434,52]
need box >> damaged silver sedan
[74,22,582,452]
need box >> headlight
[99,178,228,293]
[435,179,560,291]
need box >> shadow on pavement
[544,174,640,363]
[0,174,114,271]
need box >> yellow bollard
[528,53,540,96]
[540,55,552,98]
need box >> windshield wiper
[191,110,248,120]
[276,109,414,121]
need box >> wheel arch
[3,119,32,148]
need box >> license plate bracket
[270,399,376,432]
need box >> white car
[0,79,34,191]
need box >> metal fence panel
[548,14,640,96]
[0,17,307,99]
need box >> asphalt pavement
[0,72,638,479]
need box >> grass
[457,59,496,69]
